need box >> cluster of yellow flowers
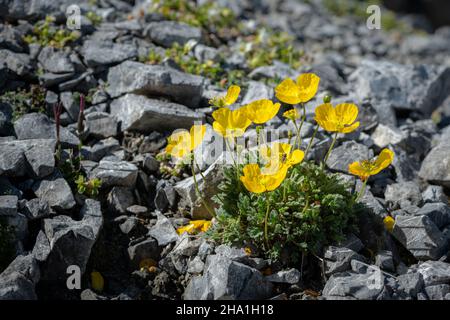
[166,73,395,235]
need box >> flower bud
[323,94,332,103]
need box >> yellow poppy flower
[260,142,304,171]
[383,216,395,232]
[166,124,206,158]
[275,73,320,105]
[212,107,252,138]
[209,85,241,107]
[243,99,281,124]
[240,163,289,194]
[348,148,395,181]
[176,220,211,235]
[91,271,104,292]
[283,108,300,121]
[315,103,360,133]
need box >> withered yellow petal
[91,271,104,292]
[383,216,395,232]
[200,221,211,232]
[176,224,195,235]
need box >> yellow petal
[212,107,251,138]
[176,224,195,235]
[166,129,191,158]
[383,216,395,232]
[229,107,252,137]
[190,124,206,150]
[245,100,280,124]
[212,107,231,124]
[340,121,360,133]
[348,161,370,181]
[91,271,104,292]
[264,165,288,191]
[335,103,359,126]
[287,149,305,166]
[259,145,273,164]
[296,73,320,103]
[276,142,292,156]
[224,85,240,106]
[371,148,394,175]
[275,78,301,105]
[212,108,231,137]
[315,103,338,132]
[240,164,265,193]
[200,221,211,232]
[212,121,227,137]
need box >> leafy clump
[140,43,245,88]
[156,151,189,178]
[0,218,14,272]
[0,85,47,120]
[86,11,102,26]
[76,175,102,197]
[23,16,80,48]
[209,162,359,262]
[241,29,304,69]
[165,43,224,80]
[149,0,238,40]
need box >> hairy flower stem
[323,132,338,168]
[264,197,271,250]
[225,137,237,167]
[191,155,216,218]
[355,179,368,203]
[304,124,319,158]
[293,104,306,149]
[256,126,262,164]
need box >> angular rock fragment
[32,171,76,211]
[106,61,204,108]
[392,215,448,260]
[110,94,204,133]
[33,200,103,280]
[184,253,273,300]
[14,113,80,148]
[81,40,138,67]
[89,160,138,188]
[144,21,201,48]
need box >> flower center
[361,159,376,171]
